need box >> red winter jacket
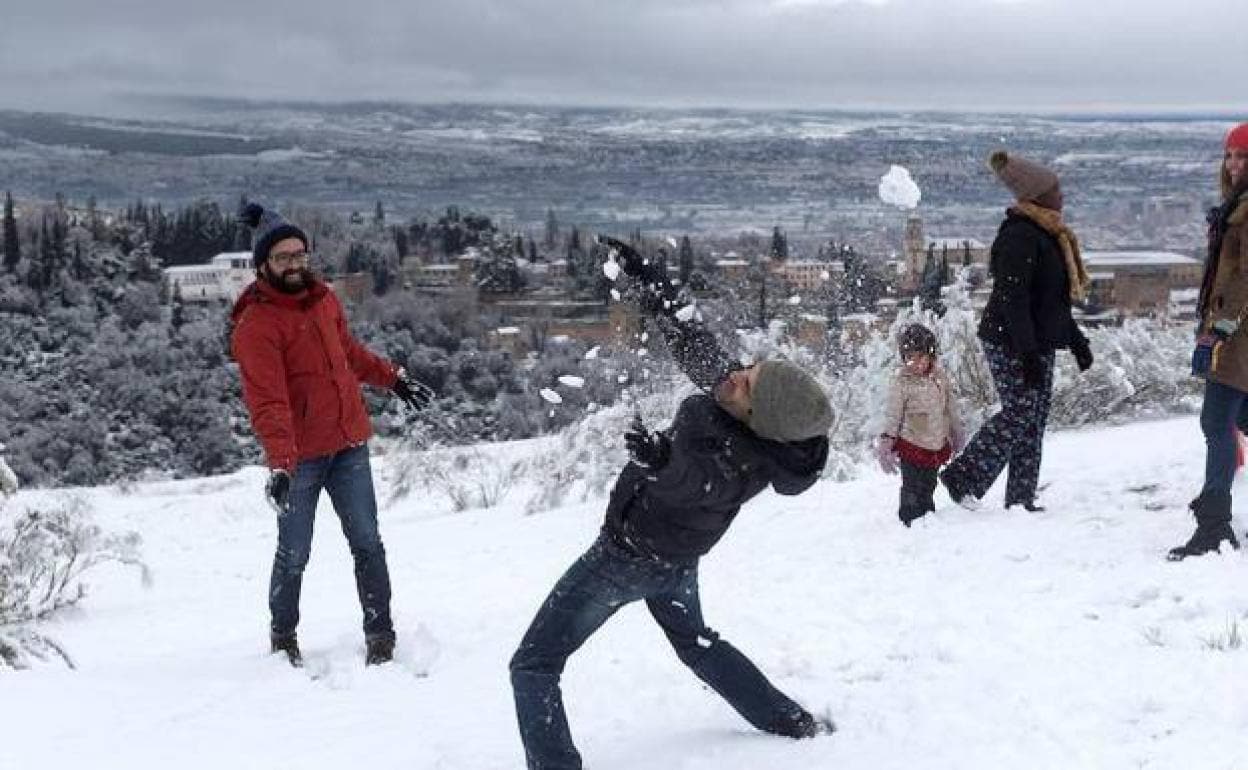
[230,278,398,471]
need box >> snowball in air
[878,165,922,210]
[603,260,622,281]
[585,346,600,360]
[539,388,563,404]
[557,375,585,388]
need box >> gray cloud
[0,0,1244,114]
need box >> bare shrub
[0,494,148,670]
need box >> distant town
[165,211,1203,361]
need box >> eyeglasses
[269,250,310,266]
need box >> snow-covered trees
[842,272,1200,474]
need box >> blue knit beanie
[239,202,309,269]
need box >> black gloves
[394,368,436,411]
[625,415,671,471]
[599,236,653,281]
[598,235,677,314]
[1071,337,1094,372]
[266,469,291,513]
[1020,352,1045,389]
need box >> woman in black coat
[939,151,1094,511]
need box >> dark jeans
[1199,379,1248,498]
[899,461,938,525]
[941,340,1054,507]
[509,534,807,770]
[269,443,393,640]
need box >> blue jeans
[1199,379,1248,498]
[269,444,393,640]
[509,534,806,770]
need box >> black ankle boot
[270,633,303,667]
[365,633,395,666]
[1008,500,1046,512]
[1168,490,1240,561]
[769,709,835,739]
[1168,522,1240,561]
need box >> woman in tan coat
[1169,122,1248,560]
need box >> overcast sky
[2,0,1244,115]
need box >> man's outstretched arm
[599,235,741,394]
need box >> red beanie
[1226,123,1248,151]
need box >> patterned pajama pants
[940,339,1054,507]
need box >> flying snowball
[558,375,585,388]
[539,388,563,404]
[878,165,922,210]
[603,259,622,281]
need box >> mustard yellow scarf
[1011,201,1091,303]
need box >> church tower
[903,216,925,291]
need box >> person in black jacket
[508,237,835,770]
[939,151,1094,511]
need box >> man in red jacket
[231,203,431,667]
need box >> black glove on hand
[625,416,671,470]
[266,470,291,513]
[1071,338,1094,372]
[598,236,652,280]
[1020,352,1045,389]
[394,368,436,411]
[599,235,679,315]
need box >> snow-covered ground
[2,416,1246,770]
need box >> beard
[265,266,314,294]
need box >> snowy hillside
[1,416,1245,770]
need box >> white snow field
[2,416,1246,770]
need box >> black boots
[1168,490,1241,561]
[271,632,394,667]
[1008,501,1046,512]
[769,709,836,739]
[270,633,303,667]
[365,633,395,666]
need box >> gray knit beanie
[989,150,1059,202]
[747,360,833,442]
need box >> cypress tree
[2,191,19,271]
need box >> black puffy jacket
[601,307,829,561]
[605,395,827,561]
[978,211,1088,356]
